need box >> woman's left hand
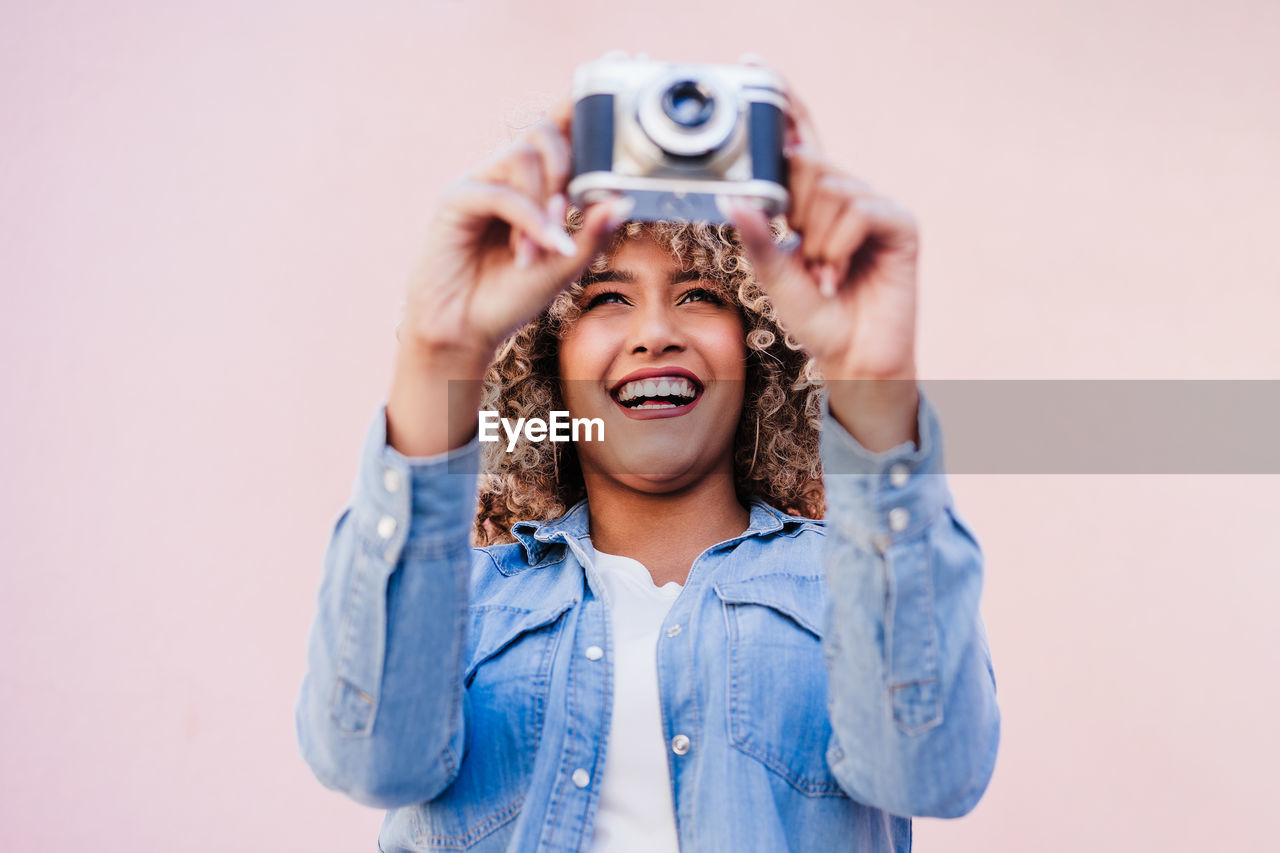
[725,98,921,449]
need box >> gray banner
[445,380,1280,474]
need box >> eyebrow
[583,268,706,286]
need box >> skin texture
[387,92,922,583]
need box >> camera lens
[662,80,715,128]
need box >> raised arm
[726,98,998,815]
[296,115,629,807]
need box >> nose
[627,300,686,355]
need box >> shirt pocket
[409,600,575,850]
[714,576,846,798]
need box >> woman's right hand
[398,114,632,363]
[387,110,631,457]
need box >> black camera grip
[749,101,787,187]
[571,94,615,178]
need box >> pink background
[3,1,1278,850]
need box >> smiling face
[558,234,747,495]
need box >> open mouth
[613,375,702,410]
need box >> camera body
[568,55,790,223]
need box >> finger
[800,175,855,264]
[549,98,574,137]
[785,90,821,152]
[523,196,635,302]
[471,141,548,257]
[446,180,576,257]
[820,200,872,285]
[853,194,920,254]
[722,197,788,284]
[784,146,824,234]
[568,196,633,262]
[523,121,572,199]
[826,195,920,289]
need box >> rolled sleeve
[353,404,483,564]
[296,402,479,807]
[819,390,952,555]
[819,388,999,817]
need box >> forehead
[588,232,686,278]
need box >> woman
[297,95,999,852]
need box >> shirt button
[665,624,682,638]
[888,507,910,532]
[377,515,397,539]
[383,468,402,493]
[585,645,603,661]
[571,768,590,788]
[671,734,691,755]
[889,463,910,488]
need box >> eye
[584,290,629,310]
[679,287,724,306]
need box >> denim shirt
[296,393,999,852]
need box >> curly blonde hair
[473,215,826,545]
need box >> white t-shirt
[587,550,683,853]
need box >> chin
[584,444,732,494]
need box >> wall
[2,1,1277,849]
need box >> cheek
[704,319,749,380]
[558,325,609,381]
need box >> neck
[582,468,751,587]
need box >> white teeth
[615,375,699,407]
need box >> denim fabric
[296,393,999,852]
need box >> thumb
[722,197,788,283]
[540,195,635,281]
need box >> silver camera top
[569,54,790,223]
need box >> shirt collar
[509,497,806,567]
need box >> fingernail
[545,223,577,257]
[514,235,534,268]
[547,193,567,222]
[818,264,838,298]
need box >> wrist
[398,335,495,378]
[825,378,919,453]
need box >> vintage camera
[568,55,789,223]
